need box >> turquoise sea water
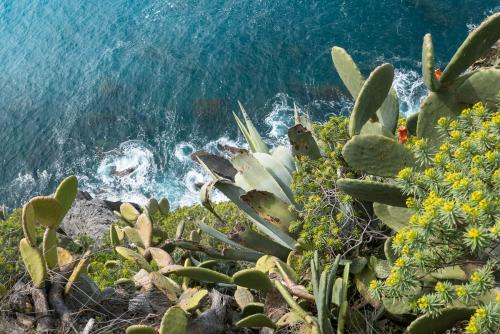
[0,0,498,209]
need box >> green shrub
[156,201,249,248]
[87,248,140,289]
[371,102,500,333]
[290,115,383,271]
[0,209,25,287]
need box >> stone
[60,194,118,245]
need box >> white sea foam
[93,140,157,204]
[264,93,295,145]
[174,142,195,162]
[393,68,426,117]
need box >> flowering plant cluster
[370,102,500,333]
[290,116,383,270]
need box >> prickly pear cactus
[171,266,233,284]
[159,306,187,334]
[19,238,47,288]
[42,228,58,270]
[126,325,157,334]
[342,135,415,177]
[232,268,273,292]
[416,13,500,144]
[336,178,407,207]
[236,313,277,330]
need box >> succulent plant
[416,13,500,144]
[232,268,273,292]
[18,176,83,288]
[406,307,475,334]
[235,313,277,330]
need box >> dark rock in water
[217,143,242,156]
[60,195,118,245]
[191,150,237,182]
[110,166,137,177]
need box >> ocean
[0,0,498,209]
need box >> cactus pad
[288,124,322,159]
[349,64,394,136]
[64,250,91,295]
[234,287,254,310]
[384,238,397,264]
[123,226,145,248]
[20,238,46,288]
[416,91,461,143]
[171,267,233,284]
[29,196,64,229]
[440,12,500,84]
[331,46,364,98]
[54,175,78,216]
[42,228,58,270]
[232,268,273,292]
[455,68,500,105]
[255,255,279,273]
[115,246,153,271]
[430,266,467,280]
[178,288,208,311]
[149,247,174,268]
[21,203,37,246]
[109,224,121,248]
[359,121,393,137]
[126,325,157,334]
[236,313,277,329]
[158,197,170,216]
[120,203,140,222]
[159,306,187,334]
[241,302,265,317]
[373,203,413,232]
[336,178,407,207]
[422,34,440,92]
[342,135,415,177]
[145,198,160,216]
[197,260,217,269]
[189,230,201,243]
[150,272,181,301]
[406,111,419,135]
[136,213,153,248]
[407,307,474,334]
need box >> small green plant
[0,209,26,287]
[371,102,500,333]
[290,115,381,271]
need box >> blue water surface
[0,0,498,208]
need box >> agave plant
[192,102,305,260]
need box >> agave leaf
[272,146,296,173]
[253,152,295,204]
[213,180,297,249]
[240,190,297,232]
[231,152,291,204]
[237,101,269,154]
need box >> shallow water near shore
[0,0,498,209]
